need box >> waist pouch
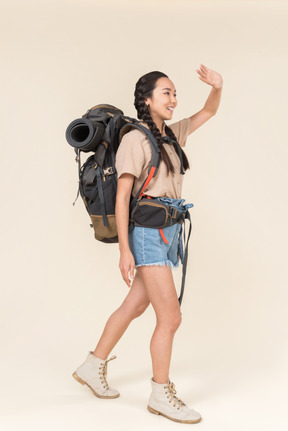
[130,197,185,229]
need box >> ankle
[152,376,169,384]
[91,351,106,361]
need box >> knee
[120,300,150,320]
[158,311,182,333]
[170,313,182,332]
[131,301,150,319]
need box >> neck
[155,120,165,135]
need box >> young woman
[73,66,223,424]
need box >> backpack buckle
[103,166,114,176]
[169,207,178,219]
[173,207,178,219]
[169,207,185,223]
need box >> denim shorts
[128,197,194,269]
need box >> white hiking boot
[147,378,202,424]
[72,352,119,399]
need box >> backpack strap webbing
[95,168,108,226]
[178,210,192,306]
[119,121,161,211]
[72,148,82,206]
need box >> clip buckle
[103,166,114,176]
[171,207,178,219]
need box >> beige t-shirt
[115,117,191,199]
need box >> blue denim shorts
[128,197,194,269]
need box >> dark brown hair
[134,71,190,174]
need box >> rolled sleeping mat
[65,118,106,153]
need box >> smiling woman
[133,71,190,175]
[144,80,177,123]
[73,68,223,424]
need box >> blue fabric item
[154,197,194,212]
[128,197,194,269]
[155,197,194,265]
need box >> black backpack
[66,104,192,306]
[66,104,163,243]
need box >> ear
[144,97,150,107]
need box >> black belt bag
[130,198,185,229]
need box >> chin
[161,110,171,118]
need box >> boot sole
[72,372,120,399]
[147,405,202,424]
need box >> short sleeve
[115,130,146,179]
[167,117,191,147]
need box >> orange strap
[143,194,169,244]
[159,228,169,244]
[139,167,156,199]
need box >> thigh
[136,265,181,321]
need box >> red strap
[159,228,169,244]
[141,191,169,244]
[139,167,156,199]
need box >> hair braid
[136,85,175,173]
[134,71,189,175]
[164,125,190,171]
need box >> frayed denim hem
[135,259,180,270]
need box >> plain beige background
[1,0,287,430]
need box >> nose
[170,94,177,105]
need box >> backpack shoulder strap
[119,119,161,172]
[118,119,161,207]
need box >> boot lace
[98,355,116,389]
[164,380,186,410]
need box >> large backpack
[65,104,163,243]
[66,104,192,306]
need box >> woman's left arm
[188,64,223,135]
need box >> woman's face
[145,77,178,124]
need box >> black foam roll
[65,118,105,152]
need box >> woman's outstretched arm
[187,64,223,135]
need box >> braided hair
[134,71,190,175]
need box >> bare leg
[93,270,150,360]
[136,266,182,384]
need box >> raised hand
[196,64,223,89]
